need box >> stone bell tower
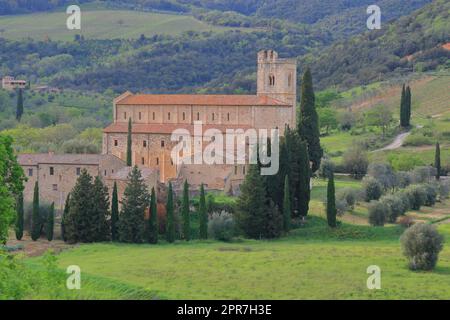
[257,50,297,128]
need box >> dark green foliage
[208,211,234,242]
[31,181,40,241]
[198,184,208,239]
[435,142,441,180]
[15,192,24,240]
[166,182,175,243]
[46,202,54,241]
[400,84,407,127]
[92,176,110,241]
[126,117,132,166]
[282,175,291,232]
[111,182,119,241]
[181,180,191,241]
[368,201,387,226]
[404,185,427,210]
[61,193,70,242]
[405,85,412,127]
[118,166,150,243]
[297,140,311,217]
[401,223,443,271]
[298,68,323,172]
[148,187,158,244]
[16,89,23,122]
[363,177,383,202]
[326,173,337,228]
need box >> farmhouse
[2,76,27,91]
[19,50,297,205]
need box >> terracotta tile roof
[443,43,450,51]
[18,153,116,166]
[103,123,253,134]
[116,94,290,106]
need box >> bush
[335,199,349,216]
[403,133,433,146]
[404,185,427,210]
[336,188,358,209]
[318,157,335,179]
[397,191,412,213]
[423,184,438,206]
[438,180,449,200]
[367,163,396,190]
[208,211,235,242]
[380,194,405,223]
[363,177,383,202]
[410,166,436,184]
[400,224,444,271]
[342,146,368,178]
[368,201,387,226]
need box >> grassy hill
[0,7,248,41]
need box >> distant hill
[302,0,450,90]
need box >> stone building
[2,76,27,91]
[18,49,297,206]
[103,50,297,193]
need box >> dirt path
[374,125,423,152]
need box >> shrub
[367,163,396,190]
[363,177,383,202]
[397,191,411,213]
[409,166,436,184]
[342,146,368,178]
[423,184,438,206]
[368,201,387,226]
[208,211,235,242]
[335,199,349,216]
[438,180,449,200]
[404,185,427,210]
[336,188,357,209]
[400,224,444,271]
[380,194,405,223]
[318,157,335,179]
[387,153,425,171]
[403,133,433,146]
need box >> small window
[124,112,127,119]
[168,112,171,120]
[197,112,200,121]
[243,166,246,175]
[112,169,114,174]
[288,73,292,87]
[141,157,145,165]
[156,158,159,165]
[49,167,54,175]
[76,167,81,176]
[227,113,230,121]
[139,112,142,120]
[143,140,147,147]
[104,170,107,176]
[28,168,33,177]
[212,113,215,121]
[114,140,118,147]
[52,184,58,191]
[182,112,186,121]
[234,166,238,175]
[152,112,155,120]
[161,140,165,147]
[170,159,173,166]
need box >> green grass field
[21,177,450,300]
[0,7,248,41]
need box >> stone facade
[2,76,27,91]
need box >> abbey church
[19,50,297,208]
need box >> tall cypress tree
[166,182,175,243]
[298,68,323,172]
[61,193,70,242]
[31,181,40,241]
[126,117,132,166]
[235,164,268,239]
[46,202,54,241]
[111,182,119,241]
[15,192,24,240]
[435,142,441,180]
[405,85,412,127]
[118,166,149,243]
[181,180,191,241]
[400,84,406,127]
[198,184,208,239]
[298,140,311,217]
[326,173,337,228]
[282,175,291,232]
[92,176,110,241]
[16,88,23,122]
[148,187,158,244]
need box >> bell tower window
[269,74,275,86]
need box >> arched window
[197,112,200,121]
[156,158,159,165]
[182,112,186,121]
[168,112,171,120]
[212,113,215,121]
[152,112,155,120]
[138,112,142,120]
[124,112,127,119]
[227,113,230,121]
[288,73,292,87]
[269,74,275,86]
